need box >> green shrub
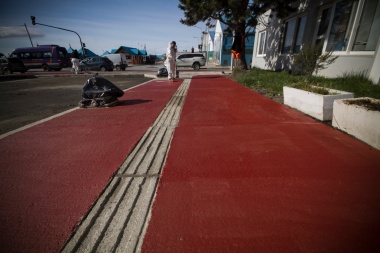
[234,67,380,99]
[292,44,338,76]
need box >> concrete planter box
[332,97,380,150]
[283,86,354,121]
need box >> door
[176,54,187,67]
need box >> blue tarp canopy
[139,49,147,55]
[78,48,98,57]
[115,46,139,55]
[101,51,110,56]
[67,46,97,57]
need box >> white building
[252,0,380,84]
[213,20,255,66]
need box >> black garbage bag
[157,67,168,77]
[79,74,124,108]
[156,67,179,78]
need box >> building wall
[369,39,380,84]
[221,35,233,66]
[252,0,380,83]
[213,20,254,67]
[252,9,284,70]
[319,55,376,76]
[213,21,224,65]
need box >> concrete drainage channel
[60,79,191,253]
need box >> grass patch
[233,68,380,99]
[292,83,331,95]
[344,98,380,111]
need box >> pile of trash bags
[78,74,124,108]
[156,67,179,78]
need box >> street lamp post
[30,16,86,58]
[193,36,200,51]
[194,26,203,51]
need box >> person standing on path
[166,41,177,81]
[71,49,80,74]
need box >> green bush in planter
[292,44,338,76]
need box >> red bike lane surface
[142,76,380,253]
[0,80,180,253]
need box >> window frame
[257,30,267,57]
[280,14,308,55]
[313,0,377,55]
[294,15,307,53]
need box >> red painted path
[142,76,380,252]
[0,80,180,252]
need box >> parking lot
[0,75,151,135]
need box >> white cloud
[0,26,44,38]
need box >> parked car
[0,58,28,75]
[80,56,114,72]
[165,53,206,70]
[7,58,28,73]
[104,54,128,70]
[0,58,12,75]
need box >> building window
[326,0,358,51]
[257,31,267,56]
[352,0,380,51]
[315,7,333,48]
[281,15,307,54]
[294,16,307,53]
[316,0,380,53]
[282,19,297,54]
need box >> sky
[0,0,208,56]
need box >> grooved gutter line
[134,80,190,252]
[60,79,191,253]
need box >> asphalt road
[0,75,151,135]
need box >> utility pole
[24,23,34,47]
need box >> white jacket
[166,43,176,61]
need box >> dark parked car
[80,56,114,72]
[7,58,28,73]
[0,58,27,75]
[0,58,12,75]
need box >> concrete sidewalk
[141,76,380,252]
[0,75,380,253]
